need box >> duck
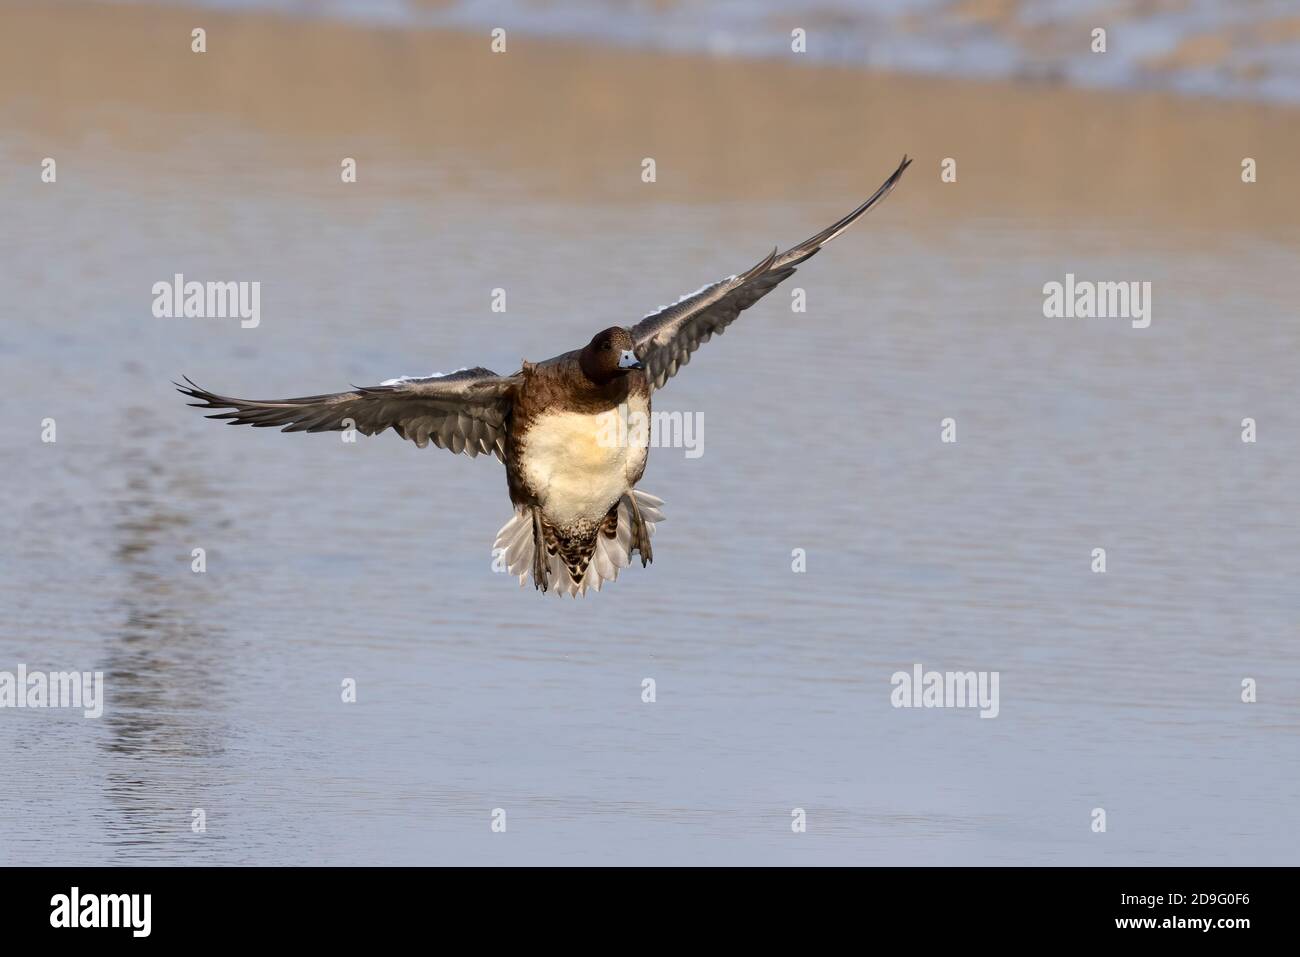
[178,156,911,596]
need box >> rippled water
[1,4,1299,864]
[2,147,1297,864]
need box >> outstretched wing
[176,367,518,460]
[631,155,911,391]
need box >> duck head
[579,326,643,384]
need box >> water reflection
[97,402,231,856]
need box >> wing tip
[175,375,216,404]
[741,246,779,282]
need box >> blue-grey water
[1,3,1298,866]
[105,0,1300,104]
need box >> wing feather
[632,156,911,391]
[176,367,517,461]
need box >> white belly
[520,397,649,528]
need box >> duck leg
[627,494,654,567]
[531,506,550,592]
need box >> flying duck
[178,156,911,596]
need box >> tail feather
[492,490,663,597]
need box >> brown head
[578,326,643,384]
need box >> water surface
[1,4,1297,866]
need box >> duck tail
[492,490,664,597]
